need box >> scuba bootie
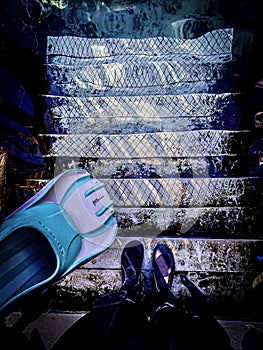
[121,240,144,289]
[0,168,118,315]
[152,243,175,292]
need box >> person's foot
[152,243,175,292]
[121,240,144,288]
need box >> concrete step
[102,177,258,207]
[47,155,251,178]
[47,58,229,86]
[14,174,261,214]
[46,28,236,97]
[45,93,242,133]
[15,177,260,208]
[48,115,241,134]
[45,237,263,315]
[46,93,238,119]
[4,234,263,349]
[10,180,260,237]
[6,311,263,350]
[114,206,258,237]
[47,29,233,62]
[47,60,234,97]
[40,130,253,158]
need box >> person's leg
[180,273,233,350]
[148,243,233,350]
[148,243,190,349]
[51,240,147,350]
[107,240,148,348]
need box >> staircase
[1,24,262,349]
[0,0,263,348]
[15,26,259,321]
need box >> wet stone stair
[12,28,262,343]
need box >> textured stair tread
[12,177,260,208]
[48,80,235,97]
[46,93,241,118]
[47,52,232,65]
[55,156,251,177]
[51,156,251,179]
[45,92,242,133]
[47,60,234,97]
[103,177,259,207]
[9,181,259,237]
[47,28,233,60]
[47,115,241,134]
[40,130,253,157]
[47,59,228,84]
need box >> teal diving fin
[0,168,118,315]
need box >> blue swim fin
[0,168,118,315]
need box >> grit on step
[48,115,239,134]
